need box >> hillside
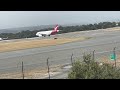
[0,25,55,34]
[0,23,86,34]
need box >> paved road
[0,28,120,74]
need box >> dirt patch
[0,37,89,53]
[0,65,62,79]
[103,27,120,31]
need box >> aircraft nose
[36,32,39,36]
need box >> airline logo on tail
[54,24,59,31]
[51,25,59,35]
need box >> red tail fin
[51,25,59,35]
[54,24,59,31]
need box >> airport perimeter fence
[0,45,120,78]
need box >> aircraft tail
[54,24,59,31]
[51,24,59,35]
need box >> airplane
[0,37,8,41]
[36,25,60,37]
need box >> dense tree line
[0,21,119,39]
[58,21,117,34]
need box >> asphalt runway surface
[0,28,120,74]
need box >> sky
[0,11,120,29]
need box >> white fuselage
[36,30,53,37]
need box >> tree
[68,54,120,79]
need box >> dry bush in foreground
[68,54,120,79]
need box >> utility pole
[93,50,95,61]
[113,47,116,68]
[22,61,24,79]
[71,53,73,66]
[47,58,50,79]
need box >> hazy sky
[0,11,120,29]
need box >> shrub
[68,54,120,79]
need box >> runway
[0,28,120,74]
